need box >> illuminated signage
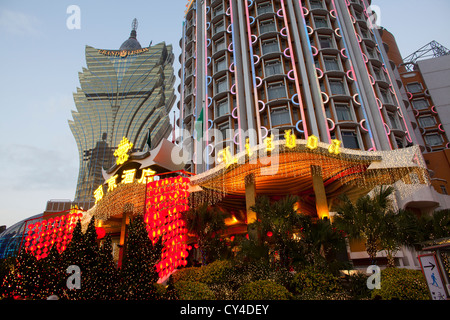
[98,47,149,58]
[114,137,133,165]
[217,146,238,168]
[93,167,156,204]
[284,130,296,149]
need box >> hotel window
[214,37,226,52]
[262,39,279,55]
[217,122,230,141]
[407,82,422,94]
[419,116,436,128]
[215,56,227,72]
[324,105,332,118]
[367,46,378,59]
[267,82,287,100]
[257,2,273,15]
[341,131,360,149]
[213,4,224,18]
[319,36,333,49]
[412,99,429,110]
[260,20,276,34]
[264,60,282,76]
[216,99,229,118]
[388,112,400,129]
[335,104,352,121]
[314,16,328,29]
[324,57,340,71]
[380,88,392,104]
[310,0,324,9]
[360,27,370,39]
[329,79,346,95]
[215,77,228,94]
[270,106,291,126]
[373,67,384,81]
[214,20,225,34]
[396,137,404,149]
[424,133,443,146]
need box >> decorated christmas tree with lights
[118,214,163,300]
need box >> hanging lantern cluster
[23,211,83,260]
[144,176,191,280]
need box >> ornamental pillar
[245,173,258,239]
[117,211,130,268]
[311,165,329,220]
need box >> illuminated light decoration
[121,169,137,184]
[267,231,273,237]
[243,1,263,144]
[358,0,415,150]
[94,185,104,204]
[328,139,342,155]
[281,0,308,138]
[106,174,118,192]
[264,134,276,152]
[21,207,85,259]
[284,130,297,149]
[327,118,336,131]
[96,227,106,239]
[306,135,319,150]
[328,0,377,151]
[114,137,133,165]
[144,176,191,281]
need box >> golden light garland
[189,140,430,210]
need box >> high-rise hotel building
[178,0,417,174]
[69,21,176,205]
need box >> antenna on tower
[132,18,138,32]
[129,18,138,39]
[402,40,450,71]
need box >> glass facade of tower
[69,40,176,205]
[178,0,417,174]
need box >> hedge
[237,280,291,300]
[371,268,430,300]
[174,281,216,300]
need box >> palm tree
[334,186,395,265]
[247,195,346,269]
[184,203,230,264]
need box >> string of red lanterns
[23,211,83,260]
[144,176,191,280]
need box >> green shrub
[346,272,372,300]
[198,260,234,285]
[174,281,216,300]
[291,266,344,298]
[371,268,430,300]
[172,267,201,283]
[237,280,291,300]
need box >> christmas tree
[39,245,65,299]
[60,218,85,299]
[96,234,119,299]
[78,217,101,299]
[4,250,43,299]
[118,214,163,300]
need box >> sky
[0,0,449,228]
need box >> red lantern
[267,231,273,237]
[95,227,106,239]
